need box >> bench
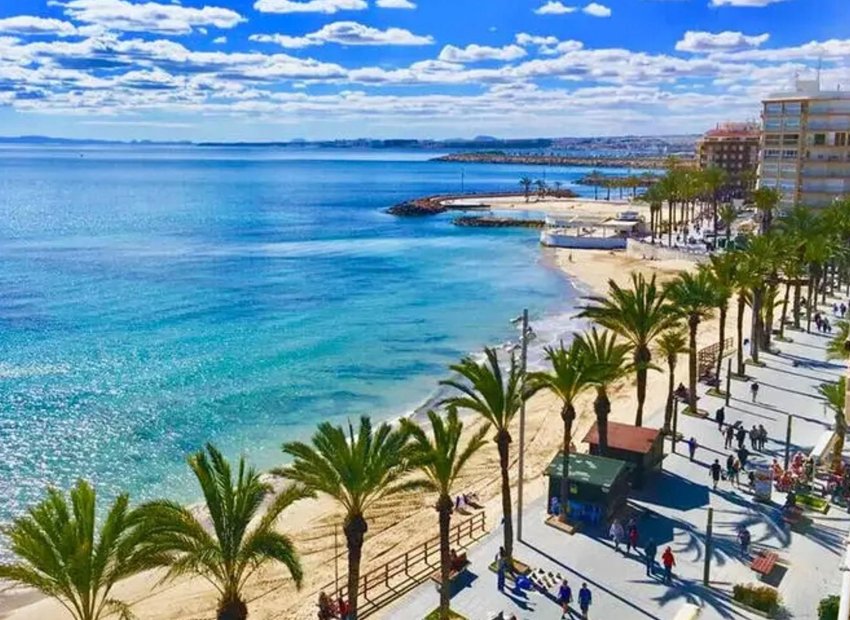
[431,559,470,590]
[750,551,779,577]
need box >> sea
[0,145,635,530]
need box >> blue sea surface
[0,146,621,526]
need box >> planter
[707,388,727,398]
[797,494,831,514]
[424,609,468,620]
[682,407,709,418]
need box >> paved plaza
[386,313,850,619]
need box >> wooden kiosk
[582,421,664,488]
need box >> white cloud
[676,31,769,53]
[60,0,245,34]
[0,16,79,37]
[515,33,583,55]
[438,43,526,63]
[253,0,367,14]
[376,0,416,8]
[710,0,786,5]
[583,3,611,17]
[250,22,433,48]
[213,36,227,44]
[534,2,577,15]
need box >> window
[814,133,826,145]
[765,103,782,114]
[837,132,847,146]
[784,102,802,114]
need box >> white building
[758,79,850,207]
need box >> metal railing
[697,338,735,379]
[317,511,487,618]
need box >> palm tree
[656,329,688,434]
[441,348,524,558]
[0,480,163,620]
[578,273,676,426]
[534,179,548,200]
[665,271,717,412]
[819,377,847,468]
[576,328,632,455]
[752,186,781,234]
[742,234,781,361]
[527,341,592,521]
[277,418,412,620]
[140,444,305,620]
[400,409,487,620]
[718,203,737,245]
[519,176,532,202]
[704,252,737,384]
[702,166,727,235]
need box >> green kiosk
[544,451,631,525]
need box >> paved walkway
[385,310,850,619]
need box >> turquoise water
[0,147,617,526]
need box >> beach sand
[445,195,650,221]
[0,248,743,620]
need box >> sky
[0,0,849,141]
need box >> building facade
[697,122,760,190]
[758,79,850,207]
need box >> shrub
[733,583,781,615]
[818,595,839,620]
[798,494,829,512]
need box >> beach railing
[319,511,487,618]
[697,338,735,380]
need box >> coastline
[0,244,738,620]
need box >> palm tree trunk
[806,273,815,333]
[635,345,650,426]
[736,292,746,376]
[712,198,718,237]
[344,514,368,620]
[594,388,611,456]
[663,361,675,433]
[763,284,776,350]
[437,495,452,620]
[668,201,674,246]
[217,597,248,620]
[780,281,791,338]
[715,305,727,385]
[559,404,575,522]
[687,316,698,412]
[496,431,514,559]
[750,288,763,363]
[793,278,802,330]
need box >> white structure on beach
[539,213,644,249]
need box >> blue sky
[0,0,848,140]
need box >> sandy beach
[445,195,651,221]
[0,247,742,620]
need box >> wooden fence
[317,511,487,618]
[697,337,735,380]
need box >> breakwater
[386,190,576,216]
[453,216,545,229]
[432,151,680,169]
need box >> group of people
[831,302,848,318]
[607,519,676,584]
[556,580,594,618]
[814,312,834,334]
[317,593,350,620]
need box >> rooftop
[765,78,850,101]
[582,420,661,455]
[543,451,629,490]
[702,122,760,139]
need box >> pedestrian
[644,537,657,576]
[738,527,751,556]
[732,457,742,486]
[627,521,639,554]
[550,496,560,516]
[737,445,750,470]
[758,424,768,450]
[558,580,573,618]
[688,436,698,461]
[736,425,747,450]
[609,519,624,552]
[715,406,725,431]
[815,312,822,331]
[725,424,735,449]
[578,583,592,619]
[726,454,735,481]
[710,458,722,490]
[662,547,676,584]
[750,425,759,450]
[496,546,507,592]
[750,381,759,403]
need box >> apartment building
[697,122,760,189]
[758,79,850,207]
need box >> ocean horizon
[0,146,625,534]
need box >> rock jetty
[453,217,544,229]
[433,151,680,169]
[386,192,511,216]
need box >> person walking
[738,527,751,556]
[644,537,658,577]
[558,580,573,618]
[662,547,676,584]
[750,381,760,403]
[627,520,639,554]
[496,547,507,592]
[715,406,725,431]
[578,583,592,619]
[732,457,742,486]
[710,458,722,490]
[737,445,750,470]
[726,454,735,482]
[609,519,624,552]
[736,425,747,450]
[688,436,698,462]
[725,424,735,449]
[750,425,759,450]
[758,424,768,450]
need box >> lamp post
[517,309,529,541]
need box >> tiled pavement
[384,311,850,619]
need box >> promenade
[385,313,849,619]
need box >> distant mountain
[0,135,192,146]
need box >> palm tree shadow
[631,471,711,512]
